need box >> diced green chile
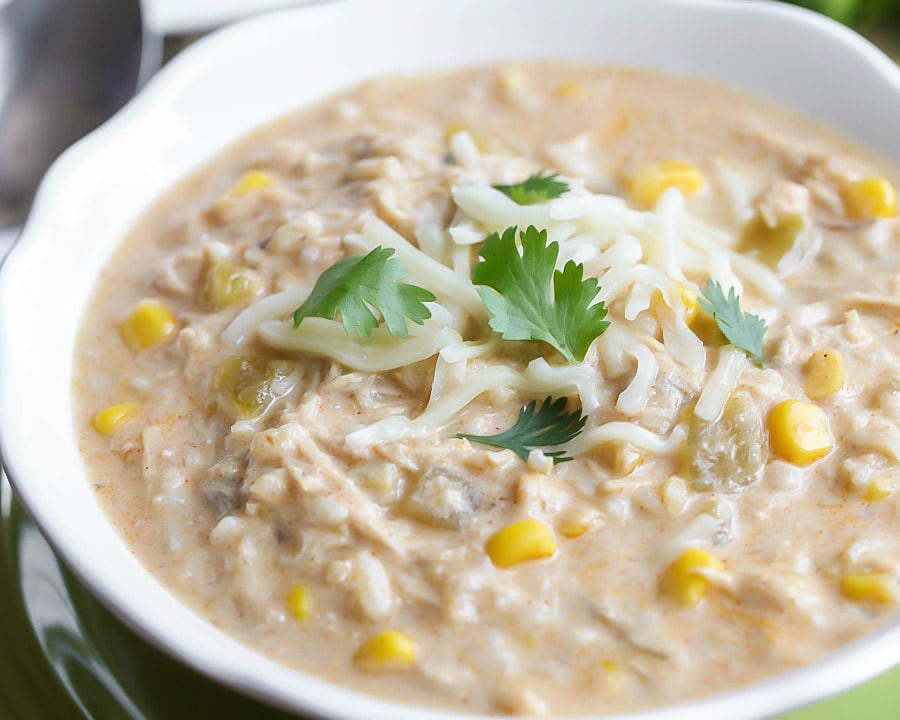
[217,355,297,419]
[684,391,765,493]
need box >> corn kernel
[865,477,895,502]
[660,548,723,606]
[231,170,273,197]
[91,401,141,435]
[805,349,844,400]
[353,631,416,671]
[286,584,312,622]
[557,507,600,539]
[555,81,583,98]
[621,160,705,206]
[558,520,587,539]
[677,285,700,326]
[768,400,833,466]
[842,177,897,220]
[605,441,644,476]
[804,349,844,400]
[120,299,176,350]
[841,573,895,604]
[596,440,644,477]
[486,519,556,568]
[600,659,618,674]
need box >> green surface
[0,493,81,719]
[787,0,898,28]
[1,479,297,720]
[785,669,900,720]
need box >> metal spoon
[0,0,162,228]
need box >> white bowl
[1,1,899,718]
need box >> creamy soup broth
[75,64,900,715]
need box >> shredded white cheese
[347,359,599,449]
[571,422,687,456]
[233,166,776,465]
[223,286,310,345]
[258,316,460,373]
[694,346,749,422]
[359,215,486,322]
[451,183,552,230]
[448,130,481,170]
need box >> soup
[74,63,900,715]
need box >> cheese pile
[225,132,786,461]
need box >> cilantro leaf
[493,171,569,205]
[472,225,610,363]
[457,396,587,463]
[698,280,767,367]
[292,246,436,338]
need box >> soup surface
[74,64,900,715]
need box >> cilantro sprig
[292,246,436,338]
[457,396,587,463]
[493,171,569,205]
[472,225,610,363]
[698,280,767,367]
